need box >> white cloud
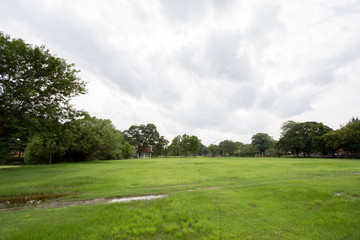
[1,0,360,145]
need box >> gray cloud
[179,31,254,83]
[159,0,234,23]
[2,0,360,144]
[159,0,209,23]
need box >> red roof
[137,146,152,153]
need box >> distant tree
[168,134,201,157]
[277,121,331,157]
[277,121,304,157]
[309,123,332,156]
[342,120,360,157]
[219,140,236,156]
[180,134,190,157]
[208,144,220,156]
[234,141,245,150]
[169,135,182,157]
[123,123,160,147]
[187,135,201,157]
[240,144,257,157]
[153,136,169,157]
[199,143,208,156]
[121,142,136,159]
[56,115,122,162]
[321,130,344,157]
[251,133,276,156]
[233,142,245,156]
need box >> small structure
[136,146,153,158]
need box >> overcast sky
[1,0,360,145]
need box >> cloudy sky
[1,0,360,145]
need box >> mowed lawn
[0,157,359,239]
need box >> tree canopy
[0,32,86,138]
[0,32,86,161]
[25,115,123,164]
[277,121,332,157]
[123,123,160,147]
[251,133,276,156]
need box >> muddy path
[0,186,223,211]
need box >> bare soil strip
[0,186,223,211]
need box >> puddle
[0,185,221,211]
[109,194,168,203]
[0,193,70,208]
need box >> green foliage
[239,144,257,157]
[121,142,136,159]
[24,115,123,164]
[25,135,52,164]
[219,140,236,156]
[0,32,86,161]
[198,143,208,156]
[169,135,182,157]
[65,115,123,161]
[342,120,360,157]
[187,135,201,156]
[207,144,220,156]
[169,134,201,157]
[321,130,344,157]
[123,123,160,147]
[153,136,169,157]
[278,121,332,157]
[251,133,276,156]
[320,118,360,158]
[0,32,86,138]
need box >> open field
[0,157,360,239]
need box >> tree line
[1,32,359,164]
[206,118,360,158]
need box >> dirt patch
[341,172,360,175]
[1,185,222,211]
[0,193,169,211]
[0,193,71,209]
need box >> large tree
[251,133,275,156]
[208,144,220,156]
[65,115,123,161]
[219,140,236,156]
[169,135,181,157]
[153,136,169,157]
[25,115,123,164]
[187,135,201,157]
[123,123,160,147]
[321,130,344,157]
[277,121,331,157]
[0,33,86,161]
[342,119,360,157]
[0,32,86,138]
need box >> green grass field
[0,157,359,239]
